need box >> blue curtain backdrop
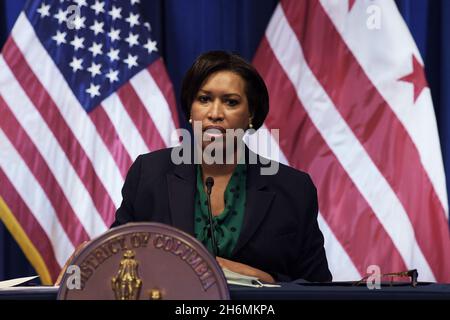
[0,0,448,281]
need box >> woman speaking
[112,51,332,284]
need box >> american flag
[0,0,179,284]
[248,0,450,282]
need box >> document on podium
[0,276,39,289]
[222,268,280,288]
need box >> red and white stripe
[321,0,447,216]
[0,13,179,281]
[251,0,450,282]
[0,130,74,270]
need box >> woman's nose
[208,99,224,121]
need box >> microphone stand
[205,177,218,257]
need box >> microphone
[205,177,218,257]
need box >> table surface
[1,282,449,300]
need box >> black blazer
[112,147,332,282]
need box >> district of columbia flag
[249,0,450,282]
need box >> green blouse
[194,164,247,258]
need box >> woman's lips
[203,126,226,138]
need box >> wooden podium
[57,222,229,300]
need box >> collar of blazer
[166,146,276,256]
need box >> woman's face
[191,70,251,150]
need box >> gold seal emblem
[57,223,229,300]
[111,250,142,300]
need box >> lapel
[167,161,196,235]
[232,150,276,256]
[166,146,276,253]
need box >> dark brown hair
[180,51,269,130]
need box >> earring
[249,122,253,129]
[189,118,192,124]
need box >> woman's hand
[216,257,275,284]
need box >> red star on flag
[399,55,428,103]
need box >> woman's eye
[198,95,210,103]
[226,99,239,106]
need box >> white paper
[222,268,281,288]
[0,276,39,289]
